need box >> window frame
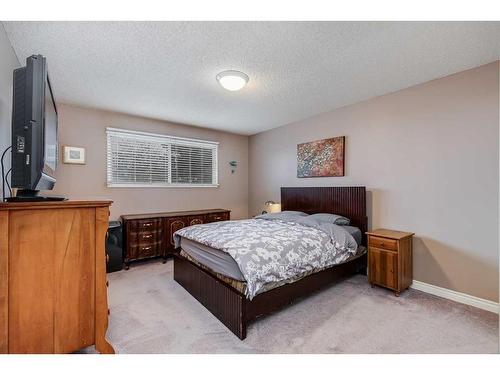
[106,127,219,188]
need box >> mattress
[180,238,246,281]
[180,224,363,284]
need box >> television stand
[6,196,67,202]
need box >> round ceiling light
[216,70,249,91]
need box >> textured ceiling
[3,21,499,135]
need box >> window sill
[107,183,220,188]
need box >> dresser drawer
[187,216,205,226]
[129,241,163,259]
[128,229,163,247]
[128,218,163,231]
[206,212,230,222]
[369,236,398,251]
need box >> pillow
[295,216,321,228]
[307,213,350,226]
[255,211,307,220]
[280,210,308,216]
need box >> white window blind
[106,127,218,187]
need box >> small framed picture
[63,146,86,164]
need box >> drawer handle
[106,254,109,264]
[143,234,153,239]
[380,242,385,247]
[142,246,152,251]
[142,223,153,227]
[214,216,222,220]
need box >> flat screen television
[8,54,65,201]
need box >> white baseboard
[410,280,499,314]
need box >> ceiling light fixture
[216,70,249,91]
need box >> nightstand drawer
[369,236,398,251]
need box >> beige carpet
[102,259,498,354]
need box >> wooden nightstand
[366,229,414,296]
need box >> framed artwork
[297,136,345,177]
[63,146,86,164]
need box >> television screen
[44,76,58,173]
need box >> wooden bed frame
[173,186,368,339]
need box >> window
[106,127,218,187]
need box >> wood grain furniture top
[0,200,112,210]
[367,229,414,297]
[174,186,368,339]
[121,208,230,220]
[0,200,114,353]
[366,228,414,240]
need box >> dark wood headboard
[281,186,367,245]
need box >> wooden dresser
[366,228,414,296]
[121,208,230,268]
[0,200,114,354]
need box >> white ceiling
[3,21,499,135]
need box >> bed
[173,186,368,339]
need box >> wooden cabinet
[121,209,230,268]
[0,200,114,354]
[368,247,398,290]
[366,228,414,296]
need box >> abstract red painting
[297,136,345,177]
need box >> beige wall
[0,25,20,198]
[51,104,249,220]
[249,62,500,302]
